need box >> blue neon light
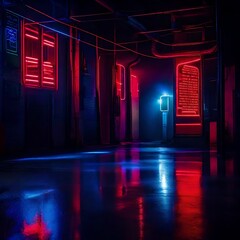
[159,95,170,112]
[5,26,18,53]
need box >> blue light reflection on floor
[13,151,111,161]
[1,143,240,239]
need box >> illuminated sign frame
[175,58,202,136]
[176,58,201,117]
[21,20,58,90]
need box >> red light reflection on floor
[23,213,51,240]
[114,149,127,198]
[138,197,144,240]
[175,160,203,239]
[130,148,140,186]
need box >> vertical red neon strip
[116,63,126,100]
[55,34,58,90]
[40,27,43,88]
[131,74,139,140]
[21,20,25,86]
[131,75,139,98]
[70,28,80,143]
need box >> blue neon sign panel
[5,26,17,53]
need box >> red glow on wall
[131,75,139,98]
[23,213,51,240]
[226,158,234,177]
[175,58,202,135]
[116,64,126,100]
[210,121,217,147]
[175,123,202,135]
[210,155,218,176]
[22,21,58,89]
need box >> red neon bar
[43,42,54,47]
[25,27,39,34]
[26,56,38,60]
[26,74,38,78]
[25,34,39,40]
[25,79,39,82]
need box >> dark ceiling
[4,0,217,58]
[69,0,216,57]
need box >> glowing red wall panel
[176,64,200,117]
[23,26,41,87]
[175,58,202,135]
[42,33,58,88]
[22,21,58,89]
[131,74,139,140]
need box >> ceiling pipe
[95,0,114,13]
[130,6,210,17]
[70,12,112,18]
[152,42,217,58]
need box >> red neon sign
[22,21,58,89]
[176,59,200,117]
[175,58,202,135]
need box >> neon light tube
[25,34,39,40]
[25,79,39,82]
[25,28,39,34]
[26,74,38,77]
[26,56,38,60]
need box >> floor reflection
[174,158,203,240]
[1,143,240,239]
